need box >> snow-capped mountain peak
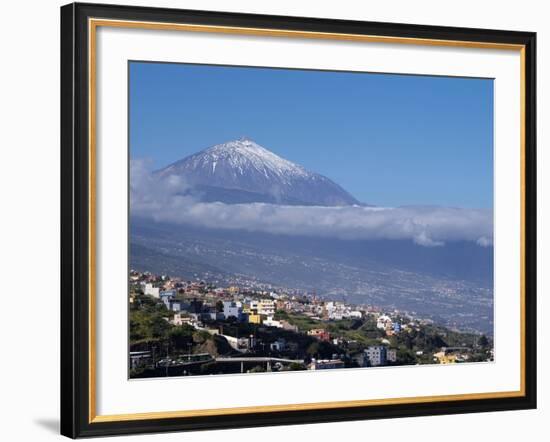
[156,138,361,206]
[198,137,308,180]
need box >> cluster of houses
[307,345,399,370]
[376,314,403,336]
[433,347,476,364]
[275,298,364,322]
[130,271,443,370]
[134,272,373,333]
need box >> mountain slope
[130,218,493,334]
[156,137,361,206]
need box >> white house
[143,283,160,298]
[263,316,282,328]
[376,314,393,330]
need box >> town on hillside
[129,270,493,378]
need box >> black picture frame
[61,2,537,438]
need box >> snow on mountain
[156,137,361,206]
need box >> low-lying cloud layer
[131,160,493,247]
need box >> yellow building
[434,351,458,364]
[247,313,262,324]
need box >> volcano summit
[156,137,361,206]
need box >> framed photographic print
[60,2,537,438]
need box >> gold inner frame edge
[87,17,527,423]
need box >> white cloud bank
[131,160,493,247]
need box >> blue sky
[129,61,493,208]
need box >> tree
[478,335,489,348]
[192,330,212,345]
[402,333,415,350]
[129,315,147,341]
[274,310,289,320]
[150,316,170,339]
[306,341,320,357]
[396,348,416,365]
[468,352,489,362]
[306,341,338,359]
[168,326,193,351]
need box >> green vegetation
[130,294,174,345]
[278,312,323,331]
[131,293,217,357]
